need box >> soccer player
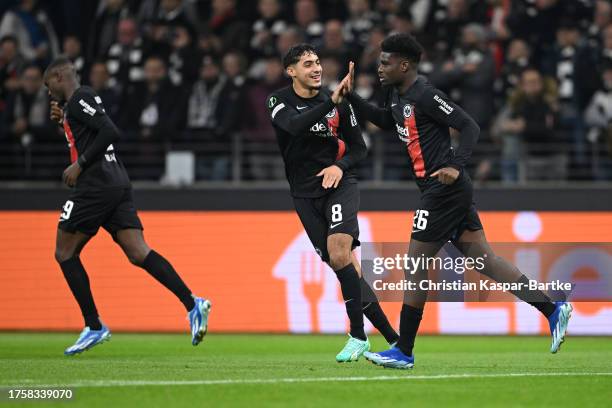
[340,34,572,368]
[268,44,399,362]
[44,57,211,355]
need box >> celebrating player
[341,34,572,368]
[268,44,399,362]
[44,57,211,355]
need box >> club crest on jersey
[403,104,413,118]
[326,107,337,118]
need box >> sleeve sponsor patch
[433,94,454,115]
[79,99,96,116]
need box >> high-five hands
[331,61,355,104]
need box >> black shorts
[292,179,360,262]
[411,171,483,243]
[58,187,143,237]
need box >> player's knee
[54,247,76,264]
[124,247,149,266]
[328,247,351,270]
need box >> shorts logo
[268,96,277,108]
[326,108,337,118]
[403,104,412,118]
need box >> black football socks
[334,263,367,341]
[59,257,102,330]
[360,278,399,344]
[510,275,556,318]
[397,304,423,357]
[142,250,195,311]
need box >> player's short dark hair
[44,56,73,78]
[381,33,423,64]
[282,43,318,69]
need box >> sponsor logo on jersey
[310,122,328,133]
[79,99,96,116]
[403,104,412,118]
[434,94,454,115]
[396,122,409,142]
[268,96,277,108]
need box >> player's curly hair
[282,43,318,69]
[381,33,423,65]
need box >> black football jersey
[63,86,130,190]
[268,86,366,198]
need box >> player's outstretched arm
[341,62,395,131]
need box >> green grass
[0,334,611,407]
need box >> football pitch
[1,333,610,407]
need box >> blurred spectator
[430,23,496,131]
[1,64,55,145]
[359,26,385,75]
[62,35,85,80]
[105,17,148,92]
[601,24,612,68]
[276,26,304,57]
[318,20,353,69]
[587,0,612,48]
[0,36,25,115]
[585,64,612,180]
[343,0,381,50]
[165,26,201,87]
[494,38,531,109]
[493,67,563,182]
[420,0,475,60]
[243,56,287,180]
[389,9,414,35]
[320,54,342,90]
[118,56,182,179]
[250,0,288,59]
[0,0,60,64]
[206,0,249,52]
[295,0,324,44]
[88,60,120,122]
[87,0,130,61]
[542,20,599,173]
[183,56,235,180]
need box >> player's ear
[286,66,295,78]
[401,60,410,73]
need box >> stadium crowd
[0,0,611,182]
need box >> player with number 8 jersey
[268,44,400,363]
